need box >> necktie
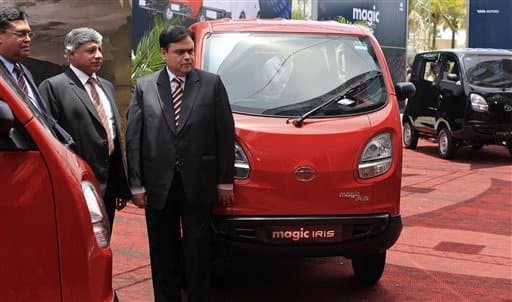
[13,64,29,95]
[87,77,114,155]
[13,64,46,114]
[171,77,184,127]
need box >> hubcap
[404,124,411,144]
[439,131,447,154]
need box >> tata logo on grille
[504,104,512,112]
[294,166,316,182]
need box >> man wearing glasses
[0,7,46,114]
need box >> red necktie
[171,77,184,127]
[88,77,114,155]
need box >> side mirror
[0,100,14,136]
[447,73,459,81]
[394,82,416,102]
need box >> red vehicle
[190,19,415,283]
[0,67,116,300]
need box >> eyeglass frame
[2,30,34,39]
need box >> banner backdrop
[317,0,408,82]
[468,0,512,49]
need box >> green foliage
[336,16,352,24]
[131,17,179,86]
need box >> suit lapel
[157,69,176,133]
[65,68,103,125]
[178,69,199,133]
[97,77,122,140]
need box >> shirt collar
[70,64,98,86]
[0,55,17,75]
[166,67,185,83]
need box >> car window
[202,32,387,117]
[463,54,512,88]
[423,60,440,82]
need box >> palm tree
[131,18,179,87]
[442,0,466,48]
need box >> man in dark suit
[126,25,235,302]
[38,27,131,229]
[0,7,47,115]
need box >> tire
[164,4,174,20]
[402,120,418,149]
[438,127,456,159]
[351,252,386,285]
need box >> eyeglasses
[3,30,34,38]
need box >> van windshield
[203,33,387,116]
[463,54,512,88]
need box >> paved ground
[111,140,512,301]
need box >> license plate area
[258,225,342,244]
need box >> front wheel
[438,127,456,159]
[403,120,418,149]
[351,251,386,285]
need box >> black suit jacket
[38,67,131,199]
[126,68,235,210]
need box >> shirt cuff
[217,183,234,191]
[131,186,146,195]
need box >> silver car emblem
[504,104,512,112]
[294,166,316,182]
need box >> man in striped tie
[38,27,132,231]
[0,7,47,114]
[126,25,235,302]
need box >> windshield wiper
[287,70,382,127]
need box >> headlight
[81,181,110,248]
[234,142,250,179]
[358,133,393,179]
[470,93,488,112]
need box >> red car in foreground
[190,19,415,284]
[0,66,116,300]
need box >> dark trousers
[146,172,213,302]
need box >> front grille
[213,215,390,245]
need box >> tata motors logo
[353,5,380,25]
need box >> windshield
[463,54,512,88]
[203,32,387,116]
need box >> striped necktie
[13,64,29,95]
[87,77,114,155]
[171,77,184,127]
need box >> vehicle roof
[419,48,512,57]
[190,18,371,36]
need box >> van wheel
[351,252,386,285]
[403,120,418,149]
[438,127,456,159]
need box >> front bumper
[212,214,402,257]
[454,122,512,144]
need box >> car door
[437,53,466,132]
[0,92,60,301]
[410,53,441,134]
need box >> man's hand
[218,189,234,208]
[115,198,128,210]
[132,193,147,208]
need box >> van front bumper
[454,122,512,144]
[212,214,402,257]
